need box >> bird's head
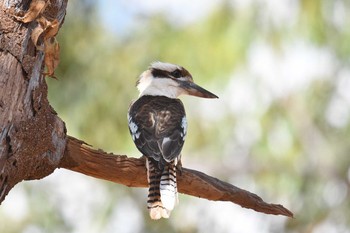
[136,62,218,99]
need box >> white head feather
[137,62,187,98]
[150,61,181,72]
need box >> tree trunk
[0,0,67,203]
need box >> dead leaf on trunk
[44,19,59,39]
[12,0,61,79]
[16,0,48,23]
[43,37,60,79]
[31,17,59,49]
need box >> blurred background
[1,0,350,232]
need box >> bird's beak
[179,81,218,99]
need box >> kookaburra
[128,62,218,220]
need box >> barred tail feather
[160,161,178,211]
[146,158,170,220]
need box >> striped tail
[160,161,178,210]
[146,158,178,220]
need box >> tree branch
[59,136,293,218]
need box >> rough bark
[0,0,293,218]
[0,0,67,203]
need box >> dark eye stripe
[151,69,170,78]
[150,67,191,80]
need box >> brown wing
[128,95,186,169]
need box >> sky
[98,0,223,34]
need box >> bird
[127,61,218,220]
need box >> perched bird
[128,62,218,219]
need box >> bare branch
[59,136,293,218]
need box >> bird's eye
[171,70,182,78]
